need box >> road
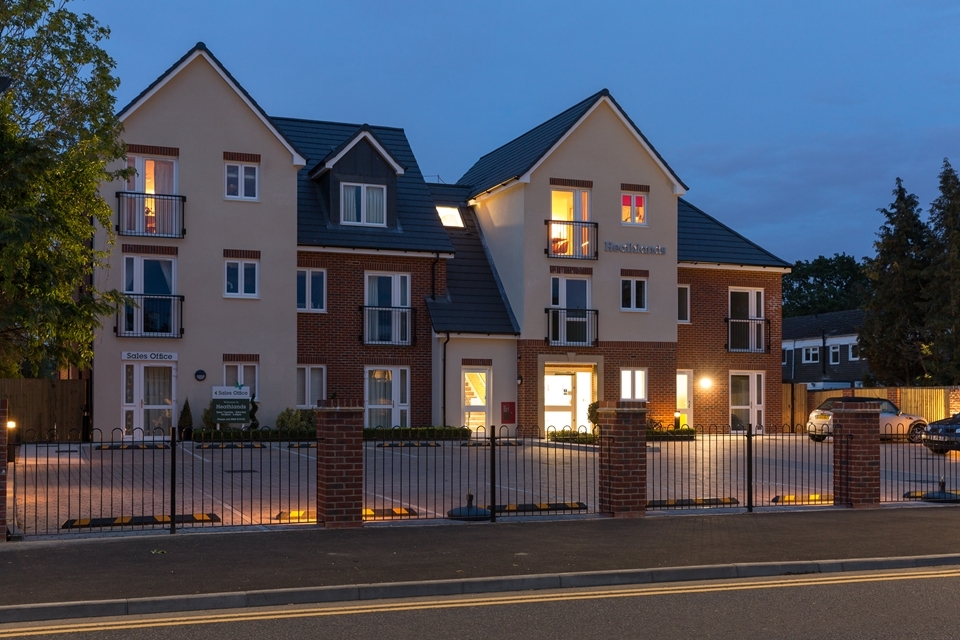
[3,567,959,639]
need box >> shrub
[547,430,598,444]
[275,408,316,431]
[192,427,313,442]
[587,401,599,428]
[201,399,218,429]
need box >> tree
[781,253,868,317]
[922,160,960,384]
[859,178,932,386]
[0,1,126,376]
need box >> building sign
[603,241,667,255]
[212,386,251,399]
[211,399,251,423]
[121,351,178,361]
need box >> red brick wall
[677,268,783,431]
[832,402,881,508]
[517,339,677,436]
[1,399,7,541]
[597,400,647,517]
[315,403,365,527]
[297,252,446,426]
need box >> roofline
[518,94,688,196]
[307,127,405,179]
[118,43,306,166]
[679,198,792,269]
[678,262,792,274]
[297,245,454,259]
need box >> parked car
[807,397,927,443]
[922,414,960,454]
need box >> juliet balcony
[115,294,184,339]
[116,191,186,238]
[545,308,599,347]
[362,306,416,346]
[726,317,770,353]
[545,220,598,260]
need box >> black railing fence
[545,220,598,260]
[545,308,599,346]
[726,318,769,353]
[361,306,415,345]
[116,294,184,338]
[116,191,186,238]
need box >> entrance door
[544,367,595,432]
[462,368,491,433]
[365,367,410,428]
[677,370,693,428]
[121,363,175,439]
[730,372,764,433]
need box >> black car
[922,414,960,454]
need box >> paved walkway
[3,505,960,614]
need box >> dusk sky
[82,0,960,264]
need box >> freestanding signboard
[211,386,251,423]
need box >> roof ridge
[271,115,405,132]
[679,198,790,268]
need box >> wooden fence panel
[900,387,948,423]
[0,379,87,441]
[781,383,807,430]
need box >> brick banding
[224,151,261,163]
[126,144,179,157]
[298,255,328,269]
[223,354,260,363]
[462,358,493,366]
[621,183,650,193]
[550,266,593,275]
[223,249,261,259]
[620,269,649,278]
[549,178,593,189]
[298,356,327,365]
[121,244,178,256]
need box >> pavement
[3,505,960,624]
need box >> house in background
[781,309,868,389]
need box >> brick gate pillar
[832,401,881,508]
[315,402,365,528]
[598,400,647,517]
[1,399,7,541]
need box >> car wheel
[809,434,827,443]
[908,423,926,444]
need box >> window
[463,368,491,430]
[548,275,594,345]
[296,269,326,312]
[120,256,178,337]
[678,285,690,323]
[365,366,409,428]
[296,366,325,407]
[225,163,258,200]
[436,206,464,228]
[781,349,787,366]
[802,347,820,364]
[342,183,386,226]
[120,155,180,236]
[548,188,594,259]
[829,345,841,365]
[364,273,411,344]
[551,188,590,222]
[620,368,648,401]
[849,343,861,361]
[224,363,258,402]
[621,192,646,225]
[620,278,647,311]
[728,288,765,353]
[225,260,259,298]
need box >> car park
[807,397,927,443]
[922,414,960,454]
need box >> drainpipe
[431,252,439,299]
[442,332,451,426]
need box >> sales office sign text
[122,352,178,361]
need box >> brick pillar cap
[832,401,882,412]
[316,400,364,411]
[598,400,648,412]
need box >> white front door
[462,368,491,433]
[121,363,176,440]
[544,368,595,432]
[677,370,693,428]
[365,367,410,428]
[730,372,764,433]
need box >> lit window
[621,193,646,225]
[225,163,258,200]
[342,183,386,226]
[620,278,647,311]
[225,260,259,298]
[296,269,326,312]
[620,368,648,401]
[437,206,464,227]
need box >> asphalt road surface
[4,567,959,639]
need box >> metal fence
[363,425,599,521]
[881,427,960,503]
[9,427,315,537]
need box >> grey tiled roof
[425,185,518,335]
[677,199,790,268]
[783,310,866,340]
[272,118,455,253]
[457,89,687,199]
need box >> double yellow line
[4,567,960,637]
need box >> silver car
[807,397,927,443]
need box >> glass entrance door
[677,370,693,428]
[365,367,410,428]
[730,372,764,433]
[121,363,175,439]
[544,367,596,432]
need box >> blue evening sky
[81,0,960,263]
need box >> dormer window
[342,183,386,226]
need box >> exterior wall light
[517,374,523,386]
[195,370,207,381]
[6,420,15,430]
[674,412,681,430]
[699,377,713,390]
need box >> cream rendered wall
[431,335,517,433]
[469,186,526,329]
[520,100,679,343]
[92,55,301,434]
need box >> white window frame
[224,260,260,298]
[224,162,259,201]
[462,367,492,431]
[620,368,648,401]
[829,344,841,365]
[802,347,820,364]
[126,155,179,194]
[729,287,764,319]
[364,366,410,428]
[621,191,648,226]
[678,285,690,323]
[550,187,591,222]
[620,277,648,312]
[296,365,326,408]
[297,268,327,312]
[550,275,591,308]
[849,343,861,361]
[121,255,178,337]
[223,363,258,402]
[341,183,387,227]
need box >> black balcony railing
[116,294,184,338]
[545,308,599,346]
[726,317,770,353]
[545,220,598,260]
[116,191,186,238]
[362,306,415,345]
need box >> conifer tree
[923,159,960,384]
[859,178,932,385]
